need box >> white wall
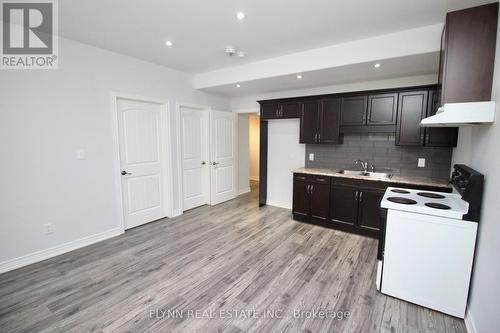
[249,114,260,181]
[0,37,230,270]
[454,17,500,333]
[238,114,250,194]
[267,120,305,209]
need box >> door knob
[121,170,132,175]
[201,161,206,165]
[212,162,219,166]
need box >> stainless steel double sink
[338,169,392,180]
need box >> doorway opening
[248,113,260,193]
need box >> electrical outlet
[309,153,314,161]
[418,158,426,168]
[43,223,53,235]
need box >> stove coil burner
[425,202,451,210]
[387,197,417,205]
[391,189,411,194]
[417,192,446,199]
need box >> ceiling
[59,0,493,74]
[203,53,440,96]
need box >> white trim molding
[232,107,260,114]
[464,307,477,333]
[238,187,251,195]
[266,200,292,210]
[0,227,122,274]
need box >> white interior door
[117,99,167,229]
[180,107,210,211]
[210,110,237,205]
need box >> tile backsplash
[305,134,453,180]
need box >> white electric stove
[376,165,484,318]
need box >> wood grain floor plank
[0,187,467,333]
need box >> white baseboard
[238,187,251,195]
[464,307,477,333]
[170,209,183,217]
[0,227,122,274]
[266,200,291,210]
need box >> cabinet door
[292,180,310,218]
[319,99,341,144]
[330,185,358,226]
[309,182,330,222]
[367,93,398,125]
[261,103,280,119]
[396,91,428,146]
[340,96,367,126]
[300,101,320,144]
[425,90,458,147]
[357,188,384,232]
[281,102,300,118]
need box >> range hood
[421,101,496,127]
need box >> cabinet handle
[318,133,321,142]
[276,110,279,118]
[310,184,314,194]
[307,184,311,194]
[314,133,318,142]
[359,192,363,202]
[279,109,283,117]
[355,190,359,201]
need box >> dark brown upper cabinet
[396,89,457,147]
[396,90,428,146]
[340,96,367,126]
[439,3,498,105]
[425,90,458,147]
[340,94,397,133]
[260,101,300,119]
[300,99,342,144]
[367,93,398,125]
[300,101,320,144]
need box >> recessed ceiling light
[374,63,381,68]
[236,11,246,20]
[296,74,303,79]
[165,40,174,47]
[236,84,241,88]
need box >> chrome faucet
[354,159,371,173]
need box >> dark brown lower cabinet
[330,185,384,237]
[330,185,358,226]
[292,174,331,223]
[357,188,385,232]
[292,173,451,238]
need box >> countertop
[293,167,451,189]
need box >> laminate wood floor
[0,188,466,333]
